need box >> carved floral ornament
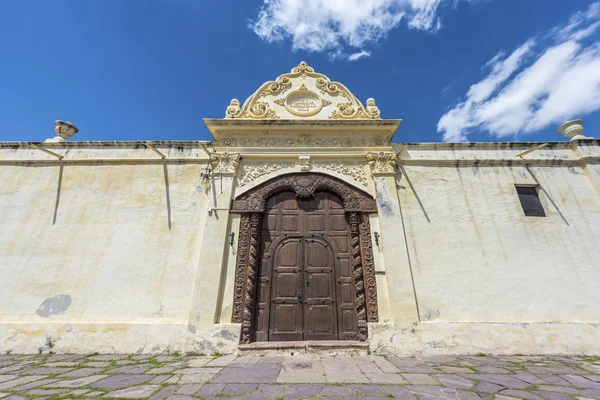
[225,61,380,120]
[367,152,397,175]
[209,152,240,174]
[232,172,377,213]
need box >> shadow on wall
[524,165,569,226]
[397,166,430,223]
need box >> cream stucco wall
[1,139,599,355]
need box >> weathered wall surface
[0,144,240,354]
[369,141,600,355]
[1,140,599,355]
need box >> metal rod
[144,142,166,159]
[516,143,549,158]
[198,142,212,157]
[395,144,409,159]
[30,144,64,159]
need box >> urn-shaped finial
[46,120,79,142]
[557,119,589,142]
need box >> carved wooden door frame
[230,172,379,343]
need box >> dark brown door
[255,191,357,341]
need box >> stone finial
[557,119,590,142]
[45,120,78,143]
[226,99,241,118]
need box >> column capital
[210,152,240,175]
[367,152,397,175]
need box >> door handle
[297,292,303,303]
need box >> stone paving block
[148,385,178,400]
[86,361,112,368]
[46,375,109,388]
[87,354,129,361]
[475,381,505,393]
[150,375,173,384]
[223,383,259,394]
[513,371,548,385]
[277,361,326,383]
[538,384,580,394]
[584,375,600,383]
[27,388,69,395]
[177,370,221,384]
[156,356,175,362]
[322,357,369,383]
[258,356,285,364]
[46,361,81,367]
[176,384,203,394]
[105,385,161,398]
[131,355,152,361]
[71,389,91,395]
[534,391,573,400]
[349,384,386,395]
[581,388,600,398]
[212,363,281,384]
[478,366,511,374]
[197,383,226,398]
[0,395,10,400]
[3,395,27,400]
[166,396,196,400]
[433,374,474,389]
[20,367,71,375]
[107,363,154,374]
[258,384,283,397]
[11,378,58,390]
[386,357,424,368]
[462,374,530,389]
[59,368,105,378]
[372,357,400,373]
[399,366,438,373]
[183,358,212,367]
[562,374,600,389]
[500,389,544,400]
[320,385,355,396]
[365,373,407,384]
[284,384,323,400]
[91,374,152,389]
[406,385,480,399]
[232,356,255,364]
[85,390,106,397]
[402,373,440,385]
[205,355,238,367]
[163,376,180,384]
[116,360,136,365]
[0,376,48,390]
[0,376,18,384]
[147,366,177,374]
[439,366,474,374]
[537,374,572,386]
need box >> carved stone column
[359,214,378,323]
[232,213,262,344]
[349,212,368,341]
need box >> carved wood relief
[232,172,377,213]
[231,173,378,343]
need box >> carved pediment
[225,62,380,120]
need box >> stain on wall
[36,294,72,318]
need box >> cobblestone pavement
[0,353,599,400]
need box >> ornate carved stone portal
[231,173,379,343]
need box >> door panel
[304,239,337,340]
[269,238,303,341]
[255,191,357,341]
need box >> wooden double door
[254,191,357,341]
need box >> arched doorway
[231,173,379,343]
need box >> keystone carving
[210,152,240,175]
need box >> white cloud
[438,2,600,142]
[250,0,467,60]
[348,50,372,61]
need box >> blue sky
[1,0,600,143]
